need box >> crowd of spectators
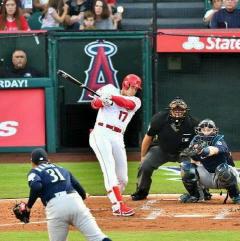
[0,0,123,31]
[0,0,240,31]
[203,0,240,28]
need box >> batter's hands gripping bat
[57,70,100,97]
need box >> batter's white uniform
[89,84,141,193]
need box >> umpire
[131,97,199,201]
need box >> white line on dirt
[140,199,158,210]
[213,208,230,220]
[0,220,46,227]
[144,210,163,220]
[175,214,212,218]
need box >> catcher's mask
[31,148,48,164]
[195,119,218,143]
[168,97,189,123]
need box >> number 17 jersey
[95,84,141,133]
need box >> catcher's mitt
[12,202,30,223]
[181,140,208,158]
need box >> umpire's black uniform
[131,111,199,200]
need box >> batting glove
[101,97,113,106]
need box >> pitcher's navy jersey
[27,163,86,207]
[191,134,231,173]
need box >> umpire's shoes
[232,195,240,204]
[131,192,147,201]
[179,193,204,203]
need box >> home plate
[175,214,212,218]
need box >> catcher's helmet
[122,74,142,90]
[195,119,218,143]
[31,148,48,164]
[168,97,189,120]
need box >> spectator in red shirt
[0,0,30,31]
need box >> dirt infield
[1,194,240,232]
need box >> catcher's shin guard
[181,161,204,199]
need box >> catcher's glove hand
[181,140,208,158]
[12,202,30,223]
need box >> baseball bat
[57,69,100,97]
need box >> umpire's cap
[31,148,48,164]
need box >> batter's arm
[111,96,136,110]
[91,98,104,109]
[141,134,153,162]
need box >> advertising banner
[0,89,45,146]
[57,38,143,104]
[157,29,240,53]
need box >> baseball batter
[89,74,142,216]
[26,148,112,241]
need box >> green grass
[0,161,187,198]
[0,231,239,241]
[1,161,240,241]
[1,161,239,198]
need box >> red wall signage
[157,29,240,53]
[0,89,45,147]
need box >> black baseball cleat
[179,193,204,203]
[203,188,212,201]
[131,192,147,201]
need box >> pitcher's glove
[12,202,30,223]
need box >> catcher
[13,148,112,241]
[179,119,240,204]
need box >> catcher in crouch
[179,119,240,204]
[13,148,112,241]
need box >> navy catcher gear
[181,161,199,182]
[215,163,237,188]
[195,119,219,144]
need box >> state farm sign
[0,121,18,137]
[157,29,240,53]
[182,36,240,51]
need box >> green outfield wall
[0,31,240,152]
[0,31,152,152]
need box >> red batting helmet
[122,74,142,90]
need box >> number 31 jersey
[95,84,141,133]
[27,163,75,205]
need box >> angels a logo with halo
[182,36,205,50]
[78,40,119,102]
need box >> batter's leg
[112,138,128,193]
[89,130,118,190]
[131,145,167,201]
[90,131,134,215]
